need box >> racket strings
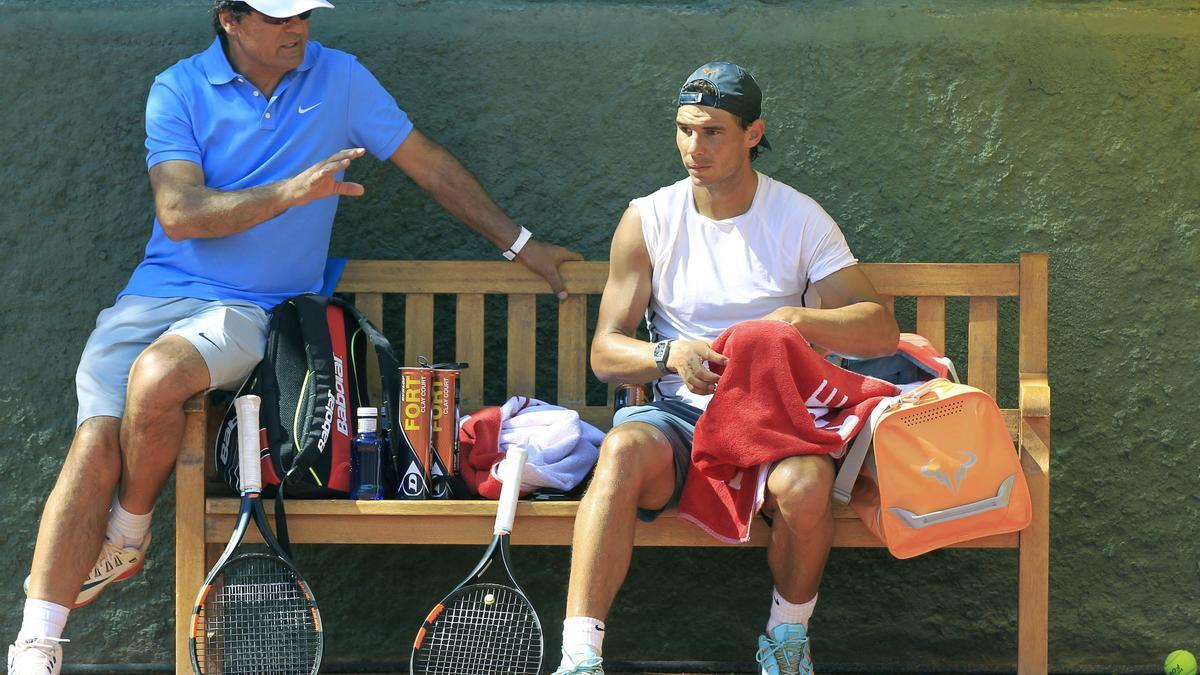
[414,584,542,675]
[194,555,321,675]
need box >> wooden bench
[174,254,1051,673]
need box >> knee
[61,418,122,483]
[126,339,207,409]
[766,456,835,528]
[590,424,672,491]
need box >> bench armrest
[1019,374,1050,418]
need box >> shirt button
[238,78,244,83]
[253,91,260,97]
[264,112,272,119]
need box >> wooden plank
[557,295,588,408]
[879,294,895,316]
[861,263,1020,297]
[456,294,485,411]
[337,260,1020,297]
[1018,416,1051,675]
[968,297,999,398]
[1018,253,1049,376]
[355,292,384,404]
[404,294,434,366]
[506,294,537,399]
[206,500,1017,548]
[916,296,946,353]
[175,396,209,672]
[338,260,610,295]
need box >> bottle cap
[357,406,378,418]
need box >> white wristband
[502,227,533,261]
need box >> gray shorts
[611,399,704,522]
[75,295,269,426]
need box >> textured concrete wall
[1,1,1197,671]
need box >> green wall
[1,1,1197,671]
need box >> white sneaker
[7,637,66,675]
[551,647,605,675]
[24,531,151,608]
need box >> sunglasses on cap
[257,9,312,24]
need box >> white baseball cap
[242,0,334,18]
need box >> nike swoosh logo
[298,102,322,114]
[197,332,220,349]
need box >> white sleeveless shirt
[631,172,857,407]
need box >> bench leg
[1018,416,1050,675]
[175,396,208,674]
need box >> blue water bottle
[351,406,384,500]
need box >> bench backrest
[335,254,1048,432]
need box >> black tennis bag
[215,294,402,499]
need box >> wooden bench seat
[174,254,1051,673]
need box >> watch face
[654,341,667,360]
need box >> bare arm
[389,129,583,299]
[762,265,899,358]
[591,206,727,394]
[149,148,367,241]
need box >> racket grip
[494,447,528,535]
[234,395,263,494]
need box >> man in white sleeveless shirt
[552,63,899,675]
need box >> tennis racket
[189,394,323,675]
[411,446,542,675]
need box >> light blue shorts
[612,399,704,522]
[75,295,269,426]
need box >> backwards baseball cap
[677,61,770,150]
[242,0,334,18]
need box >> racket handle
[494,447,528,535]
[234,395,263,494]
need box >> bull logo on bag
[920,452,977,493]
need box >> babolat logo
[332,355,349,436]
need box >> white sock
[108,496,152,545]
[766,588,817,633]
[561,616,605,659]
[17,599,70,641]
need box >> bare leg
[565,422,678,620]
[26,418,123,607]
[118,335,210,514]
[762,455,836,603]
[25,336,210,606]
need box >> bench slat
[404,294,434,366]
[916,296,947,354]
[861,263,1020,296]
[339,261,609,294]
[204,499,1018,548]
[456,294,485,411]
[557,295,588,408]
[507,294,538,399]
[969,297,999,398]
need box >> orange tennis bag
[832,378,1032,559]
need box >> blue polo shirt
[123,38,413,309]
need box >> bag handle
[832,394,897,505]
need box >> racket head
[190,552,323,675]
[411,581,543,675]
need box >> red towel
[680,320,900,543]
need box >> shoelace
[11,637,68,675]
[556,649,604,674]
[755,633,811,675]
[88,539,134,579]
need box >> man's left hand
[516,239,585,300]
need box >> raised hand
[286,148,367,206]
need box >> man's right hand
[285,148,367,206]
[667,339,729,395]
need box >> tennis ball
[1166,650,1197,675]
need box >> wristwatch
[652,339,673,374]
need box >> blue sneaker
[551,647,604,675]
[756,623,813,675]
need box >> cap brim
[244,0,334,18]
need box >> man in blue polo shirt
[7,1,582,671]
